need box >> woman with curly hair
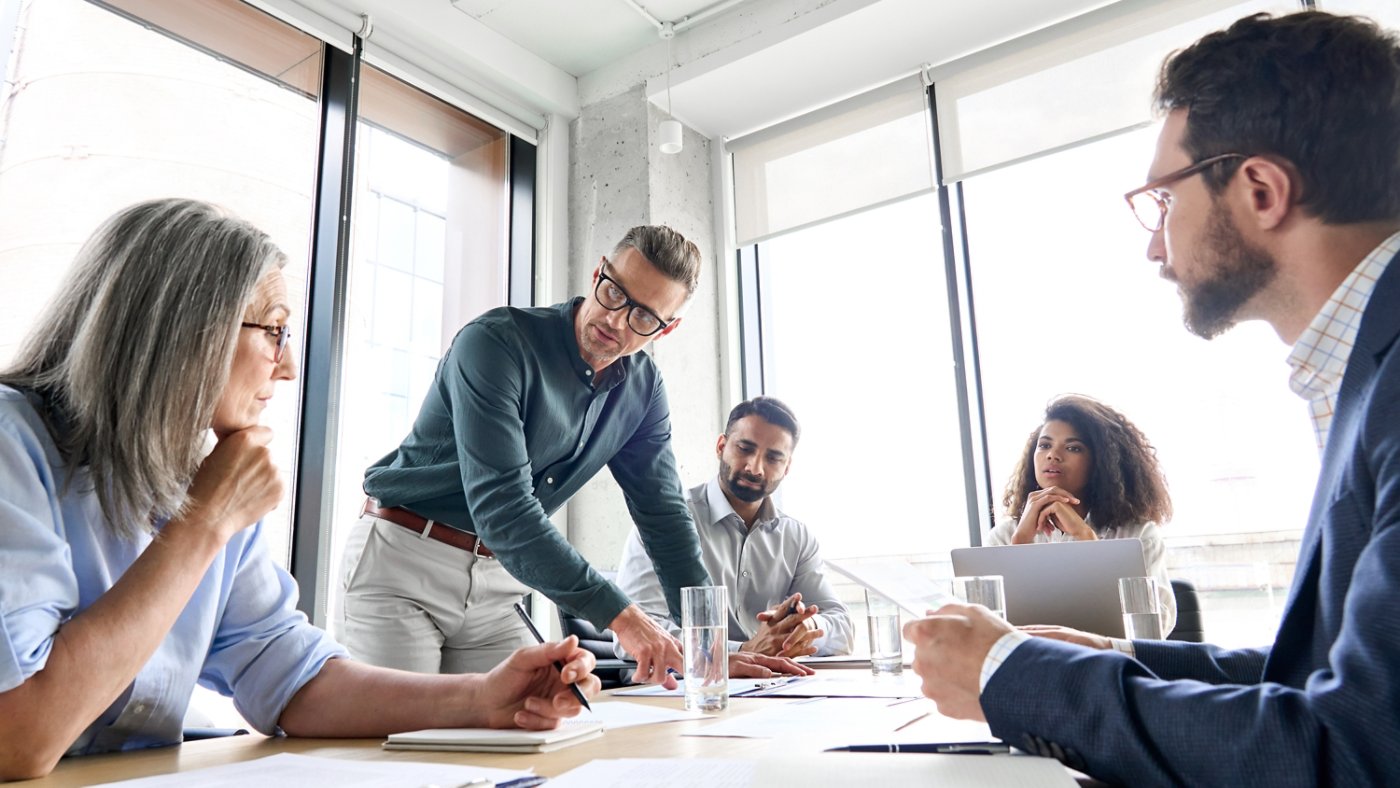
[988,394,1176,633]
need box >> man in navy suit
[906,12,1400,786]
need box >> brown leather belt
[361,498,495,558]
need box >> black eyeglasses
[241,322,291,363]
[594,262,673,337]
[1124,153,1247,233]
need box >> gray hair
[0,198,286,539]
[613,225,702,296]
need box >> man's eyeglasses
[241,322,291,363]
[594,262,673,337]
[1124,153,1247,233]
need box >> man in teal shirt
[342,226,790,684]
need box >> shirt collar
[562,297,626,390]
[1285,230,1400,403]
[704,475,779,530]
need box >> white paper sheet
[574,700,709,729]
[91,753,532,788]
[612,676,803,697]
[741,672,923,698]
[685,697,929,739]
[549,755,1075,788]
[826,557,957,616]
[547,758,757,787]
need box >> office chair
[1167,579,1205,643]
[556,609,636,688]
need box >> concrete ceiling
[300,0,1129,137]
[448,0,734,76]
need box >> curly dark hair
[1001,395,1172,534]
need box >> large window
[752,192,966,653]
[0,0,323,563]
[961,126,1317,648]
[325,65,511,632]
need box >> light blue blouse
[0,385,345,755]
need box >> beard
[720,459,775,503]
[1178,207,1278,339]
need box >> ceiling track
[620,0,750,37]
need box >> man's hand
[609,604,683,689]
[1018,624,1114,650]
[728,651,814,678]
[744,593,824,657]
[476,636,600,730]
[903,603,1014,721]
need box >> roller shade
[933,0,1297,183]
[729,75,933,247]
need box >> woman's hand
[477,637,600,730]
[178,426,283,542]
[1012,487,1078,542]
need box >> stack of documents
[384,721,604,753]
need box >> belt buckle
[472,537,492,559]
[360,497,374,518]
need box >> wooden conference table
[33,672,1092,786]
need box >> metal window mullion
[928,82,995,547]
[508,135,537,308]
[737,245,765,398]
[290,40,360,625]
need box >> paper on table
[686,697,928,739]
[753,753,1078,787]
[549,755,1075,788]
[613,676,801,697]
[575,700,709,729]
[549,758,756,787]
[742,671,922,698]
[826,557,956,617]
[90,753,532,788]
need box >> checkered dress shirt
[1286,232,1400,453]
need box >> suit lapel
[1276,250,1400,629]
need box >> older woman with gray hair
[0,198,598,780]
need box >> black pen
[512,602,591,711]
[824,742,1010,755]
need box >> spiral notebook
[383,720,605,753]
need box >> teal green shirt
[363,298,709,628]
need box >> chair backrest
[556,571,635,687]
[1167,578,1205,643]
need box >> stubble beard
[1179,207,1278,340]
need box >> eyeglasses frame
[594,260,674,337]
[1123,152,1248,232]
[241,321,291,363]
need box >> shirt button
[546,477,554,485]
[132,703,147,714]
[585,370,592,376]
[742,571,750,578]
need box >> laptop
[950,539,1148,637]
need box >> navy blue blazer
[981,250,1400,786]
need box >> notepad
[383,721,605,753]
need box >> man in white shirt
[616,397,852,658]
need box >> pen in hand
[512,602,592,712]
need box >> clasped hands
[1012,486,1096,543]
[741,591,824,658]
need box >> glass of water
[865,590,903,676]
[1118,576,1163,640]
[681,585,729,711]
[952,575,1006,619]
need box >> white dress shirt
[615,477,852,656]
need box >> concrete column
[565,84,722,573]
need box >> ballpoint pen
[512,602,591,711]
[823,742,1011,755]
